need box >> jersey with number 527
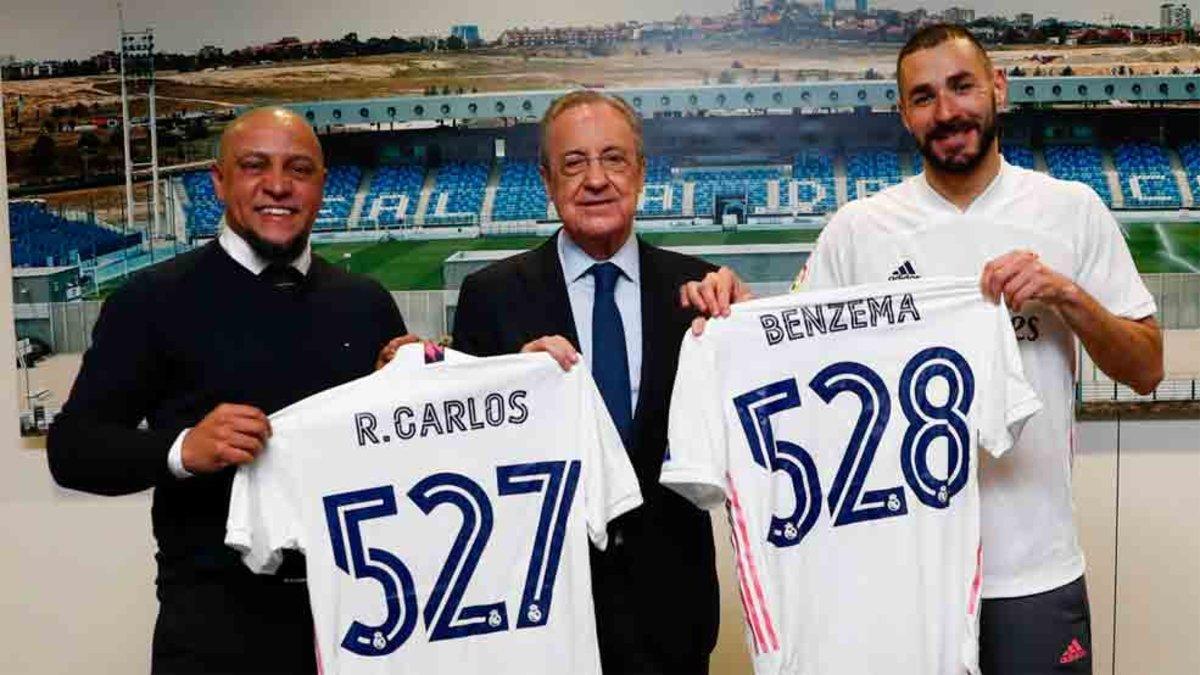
[662,277,1041,675]
[226,345,641,675]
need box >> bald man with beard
[48,107,410,674]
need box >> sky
[0,1,1172,62]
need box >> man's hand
[181,404,272,474]
[680,266,753,336]
[375,334,422,370]
[521,335,580,371]
[980,250,1075,313]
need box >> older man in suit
[451,90,719,674]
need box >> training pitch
[311,222,1200,291]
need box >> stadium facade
[163,76,1200,238]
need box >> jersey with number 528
[663,276,1041,675]
[226,345,641,675]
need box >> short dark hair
[896,23,993,92]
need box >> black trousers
[151,577,316,674]
[980,575,1092,675]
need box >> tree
[447,35,466,50]
[30,133,56,176]
[77,130,101,179]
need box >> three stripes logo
[888,260,920,281]
[1059,638,1088,665]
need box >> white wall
[0,82,156,674]
[1,82,1195,672]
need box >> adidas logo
[1059,638,1088,665]
[888,260,920,280]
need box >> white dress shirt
[166,227,313,478]
[556,229,643,411]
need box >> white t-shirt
[226,345,641,675]
[663,277,1042,675]
[798,159,1156,597]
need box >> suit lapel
[519,230,580,349]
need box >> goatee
[919,115,998,175]
[238,226,311,265]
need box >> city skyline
[0,1,1183,62]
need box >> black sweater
[47,241,405,580]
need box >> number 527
[322,459,581,656]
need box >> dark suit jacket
[453,232,720,674]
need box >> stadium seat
[492,160,548,221]
[686,166,779,217]
[1043,144,1114,206]
[315,165,363,230]
[845,148,902,201]
[361,164,427,227]
[790,150,837,213]
[638,157,682,216]
[1001,144,1037,170]
[8,201,141,268]
[1112,143,1181,209]
[430,161,489,219]
[1175,142,1200,204]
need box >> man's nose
[262,166,292,197]
[582,158,609,190]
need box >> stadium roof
[277,76,1200,128]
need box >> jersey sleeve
[1073,187,1157,320]
[977,302,1043,458]
[225,429,305,574]
[576,368,642,551]
[661,331,730,510]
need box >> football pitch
[313,222,1200,291]
[313,229,821,290]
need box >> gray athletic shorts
[980,575,1092,674]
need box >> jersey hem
[659,465,726,509]
[980,557,1086,599]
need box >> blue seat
[1043,145,1113,206]
[1001,145,1036,170]
[8,201,141,268]
[492,160,548,221]
[431,161,489,217]
[362,164,427,227]
[790,150,837,213]
[1112,143,1181,208]
[845,148,902,202]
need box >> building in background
[943,7,976,24]
[450,25,481,45]
[1160,3,1192,29]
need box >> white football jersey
[799,161,1156,597]
[226,345,641,675]
[663,277,1041,675]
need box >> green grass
[1120,222,1200,274]
[314,229,821,290]
[86,222,1196,297]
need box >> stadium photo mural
[2,1,1199,674]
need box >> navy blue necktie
[590,262,633,447]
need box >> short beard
[918,112,999,175]
[236,224,311,265]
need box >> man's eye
[601,153,629,171]
[562,157,586,173]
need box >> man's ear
[210,164,225,203]
[993,66,1009,111]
